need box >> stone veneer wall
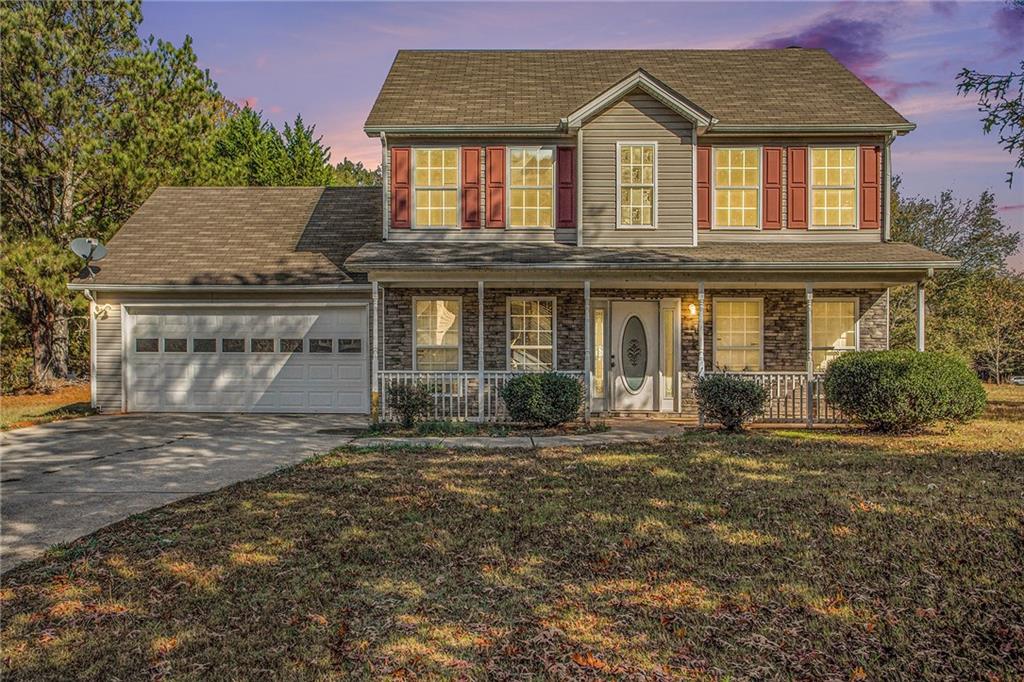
[383,286,887,375]
[383,287,584,371]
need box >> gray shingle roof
[346,241,957,272]
[78,187,381,286]
[365,49,911,130]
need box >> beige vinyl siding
[581,92,694,247]
[384,136,577,244]
[699,134,886,243]
[94,301,123,412]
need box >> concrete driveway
[0,414,365,570]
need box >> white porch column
[697,281,705,428]
[478,280,485,421]
[371,281,380,421]
[697,281,706,376]
[805,283,814,428]
[916,281,926,351]
[584,280,592,423]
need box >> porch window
[414,298,461,370]
[713,298,763,371]
[413,148,458,228]
[509,148,554,228]
[812,299,858,370]
[810,147,857,228]
[714,148,759,228]
[618,143,656,227]
[508,297,555,371]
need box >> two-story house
[73,49,956,422]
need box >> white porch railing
[379,370,585,423]
[706,371,844,424]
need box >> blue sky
[141,1,1023,267]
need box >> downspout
[883,130,895,242]
[381,132,388,241]
[576,127,584,247]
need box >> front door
[610,301,658,411]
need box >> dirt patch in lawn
[2,400,1022,679]
[1,383,93,431]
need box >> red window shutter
[860,145,881,229]
[556,146,576,228]
[763,147,783,229]
[390,147,411,229]
[787,146,808,229]
[696,145,711,230]
[461,147,481,229]
[486,146,506,228]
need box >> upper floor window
[810,147,857,228]
[509,148,554,228]
[413,148,458,228]
[414,298,461,370]
[618,143,656,228]
[714,148,759,229]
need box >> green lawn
[2,392,1022,679]
[1,383,94,431]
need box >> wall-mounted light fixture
[688,303,697,316]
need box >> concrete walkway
[1,414,363,570]
[355,418,689,449]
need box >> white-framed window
[713,147,760,229]
[617,142,656,228]
[713,298,763,372]
[810,147,857,228]
[412,148,459,228]
[508,297,556,371]
[413,298,461,370]
[508,147,554,228]
[812,298,859,370]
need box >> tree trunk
[25,288,75,389]
[27,289,56,389]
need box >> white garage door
[126,306,369,413]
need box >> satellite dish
[69,237,107,279]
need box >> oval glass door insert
[622,315,647,392]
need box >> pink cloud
[236,96,259,109]
[269,105,283,114]
[999,204,1024,212]
[896,91,978,117]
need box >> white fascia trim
[365,124,564,136]
[68,283,372,292]
[707,123,916,135]
[360,260,960,272]
[566,70,716,129]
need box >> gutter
[705,123,916,135]
[68,283,372,292]
[348,260,959,272]
[365,124,565,137]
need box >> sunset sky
[142,1,1023,267]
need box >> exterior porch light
[687,303,697,316]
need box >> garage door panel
[127,306,369,413]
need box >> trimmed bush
[696,375,769,431]
[387,382,434,428]
[823,350,986,432]
[501,372,582,426]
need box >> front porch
[369,280,925,426]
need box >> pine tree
[1,0,222,388]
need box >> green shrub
[696,374,769,431]
[387,382,434,428]
[501,372,582,426]
[415,420,478,437]
[823,350,986,432]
